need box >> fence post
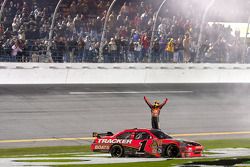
[98,0,116,63]
[149,0,167,63]
[243,16,250,63]
[46,0,63,63]
[196,0,215,63]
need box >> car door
[133,131,163,157]
[131,131,154,154]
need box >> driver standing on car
[144,96,168,129]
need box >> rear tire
[164,144,180,158]
[110,145,124,157]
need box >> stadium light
[149,0,167,63]
[46,0,64,63]
[98,0,117,63]
[0,0,8,24]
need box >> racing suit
[144,96,168,129]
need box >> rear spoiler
[92,132,114,138]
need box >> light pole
[46,0,63,63]
[196,0,215,62]
[0,0,8,24]
[98,0,117,63]
[149,0,167,63]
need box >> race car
[90,128,203,158]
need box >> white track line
[69,91,193,95]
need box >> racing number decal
[138,140,147,152]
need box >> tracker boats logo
[98,139,132,144]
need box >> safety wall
[1,63,250,84]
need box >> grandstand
[0,0,250,63]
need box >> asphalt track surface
[0,84,250,148]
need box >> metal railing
[0,44,248,63]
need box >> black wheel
[164,144,180,158]
[110,145,124,157]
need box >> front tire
[164,144,180,158]
[110,145,124,157]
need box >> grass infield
[0,139,249,167]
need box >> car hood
[161,138,202,146]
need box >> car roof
[111,128,174,140]
[125,128,150,131]
[120,128,162,133]
[113,128,151,137]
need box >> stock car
[91,128,204,158]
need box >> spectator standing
[56,37,65,63]
[246,45,250,64]
[63,39,70,63]
[108,11,116,33]
[190,40,198,63]
[140,10,149,30]
[73,14,81,34]
[31,40,40,62]
[11,41,22,62]
[116,13,124,28]
[199,40,210,63]
[173,39,179,63]
[16,40,25,62]
[216,37,227,63]
[132,31,140,43]
[120,37,128,62]
[69,1,77,16]
[159,35,166,62]
[165,38,174,63]
[115,36,122,62]
[176,37,184,63]
[120,2,130,17]
[84,36,91,62]
[12,18,19,34]
[2,39,12,61]
[134,40,142,63]
[152,39,160,63]
[103,40,110,63]
[128,40,135,62]
[133,13,141,31]
[109,38,117,63]
[183,33,191,63]
[77,38,85,62]
[141,32,149,62]
[68,38,78,63]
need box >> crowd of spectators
[0,0,250,63]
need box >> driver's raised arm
[159,98,168,109]
[144,96,153,108]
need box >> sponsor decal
[157,147,162,153]
[150,140,158,154]
[94,145,110,150]
[97,139,132,144]
[157,140,163,153]
[158,140,162,146]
